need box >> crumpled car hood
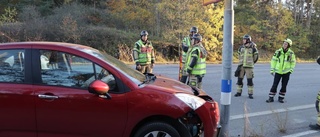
[149,75,209,96]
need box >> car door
[0,49,37,137]
[33,49,128,137]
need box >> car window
[0,49,25,83]
[39,50,117,91]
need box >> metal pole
[219,0,233,136]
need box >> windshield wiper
[138,73,157,86]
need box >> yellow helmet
[284,38,292,46]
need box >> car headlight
[175,93,205,110]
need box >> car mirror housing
[88,80,110,95]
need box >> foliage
[0,0,319,62]
[0,7,18,23]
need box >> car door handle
[38,94,59,99]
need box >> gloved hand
[289,69,293,74]
[182,43,188,52]
[187,68,192,74]
[136,63,141,70]
[270,71,274,76]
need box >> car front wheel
[134,122,181,137]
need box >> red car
[0,42,220,137]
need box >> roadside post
[202,0,233,136]
[220,0,233,136]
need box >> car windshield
[78,47,145,83]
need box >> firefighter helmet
[192,34,202,42]
[284,38,292,46]
[190,26,198,33]
[243,34,251,42]
[140,30,148,36]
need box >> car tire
[134,121,181,137]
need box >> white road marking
[230,104,318,137]
[282,130,318,137]
[230,104,314,120]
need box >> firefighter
[132,30,155,74]
[309,56,320,130]
[234,34,259,99]
[266,38,296,103]
[180,26,198,84]
[185,34,207,89]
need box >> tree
[0,7,18,23]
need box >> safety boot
[234,92,241,97]
[234,85,243,97]
[248,85,254,99]
[309,124,320,130]
[248,94,253,99]
[266,97,274,103]
[278,97,284,103]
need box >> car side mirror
[88,80,111,99]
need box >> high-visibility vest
[182,36,191,63]
[186,45,206,75]
[133,40,154,65]
[270,48,296,74]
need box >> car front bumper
[196,100,220,137]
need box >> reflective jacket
[181,36,192,63]
[270,48,296,74]
[133,40,155,65]
[238,42,258,68]
[186,43,206,75]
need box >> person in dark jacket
[309,56,320,130]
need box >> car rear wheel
[134,122,181,137]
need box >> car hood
[148,75,209,96]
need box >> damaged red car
[0,42,220,137]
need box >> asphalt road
[151,63,320,137]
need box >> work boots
[234,85,243,97]
[266,97,274,103]
[309,124,320,130]
[248,94,253,99]
[234,92,241,97]
[248,86,254,99]
[278,97,284,103]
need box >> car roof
[0,41,91,49]
[0,41,101,55]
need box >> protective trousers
[268,73,290,100]
[136,64,153,74]
[188,75,203,89]
[236,67,254,95]
[180,63,188,84]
